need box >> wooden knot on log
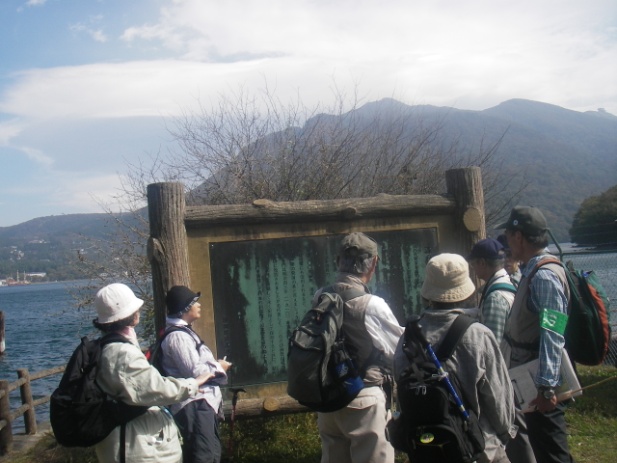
[253,199,275,208]
[463,206,482,232]
[342,207,358,219]
[262,397,280,412]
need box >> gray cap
[496,206,548,236]
[339,232,378,257]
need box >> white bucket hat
[421,253,476,303]
[95,283,144,324]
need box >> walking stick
[227,387,245,460]
[410,321,473,421]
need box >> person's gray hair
[522,230,549,249]
[485,256,506,271]
[338,251,375,275]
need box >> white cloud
[13,145,53,165]
[0,119,25,146]
[1,0,616,227]
[2,0,616,126]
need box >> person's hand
[529,391,558,413]
[218,358,232,372]
[195,372,216,387]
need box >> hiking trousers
[173,399,221,463]
[317,387,394,463]
[526,403,575,463]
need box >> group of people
[315,205,575,463]
[86,204,575,463]
[91,283,230,463]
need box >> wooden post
[147,183,192,335]
[0,380,12,455]
[17,369,36,435]
[0,312,5,355]
[445,167,486,255]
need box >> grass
[7,365,617,463]
[566,365,617,463]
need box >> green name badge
[540,309,568,335]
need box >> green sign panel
[210,228,437,386]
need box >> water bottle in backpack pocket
[331,340,364,396]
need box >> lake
[0,280,98,431]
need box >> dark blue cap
[467,238,505,260]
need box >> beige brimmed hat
[95,283,144,324]
[421,253,476,303]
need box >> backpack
[531,257,611,365]
[389,315,485,463]
[50,333,149,448]
[287,287,366,412]
[145,325,204,375]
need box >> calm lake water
[0,280,98,431]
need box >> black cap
[496,206,548,236]
[166,285,201,317]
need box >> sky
[0,0,616,227]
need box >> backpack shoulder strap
[161,325,204,350]
[484,282,517,298]
[402,314,475,361]
[435,315,476,361]
[100,332,133,347]
[528,257,563,279]
[322,285,366,303]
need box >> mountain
[1,98,615,279]
[340,98,617,240]
[0,213,142,281]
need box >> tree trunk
[147,183,191,335]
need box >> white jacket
[94,337,200,463]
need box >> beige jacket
[94,338,200,463]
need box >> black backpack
[50,333,149,448]
[145,325,204,375]
[287,287,366,412]
[389,315,485,463]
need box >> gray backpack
[287,287,365,412]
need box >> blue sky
[1,0,616,227]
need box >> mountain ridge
[1,98,615,279]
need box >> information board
[209,228,438,386]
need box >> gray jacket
[394,308,515,462]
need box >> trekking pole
[410,322,472,421]
[547,229,563,261]
[227,387,245,460]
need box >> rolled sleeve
[364,296,404,360]
[529,267,568,387]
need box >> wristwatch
[539,386,556,400]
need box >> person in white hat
[393,253,515,463]
[91,283,216,463]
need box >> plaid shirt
[522,254,569,387]
[479,269,515,344]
